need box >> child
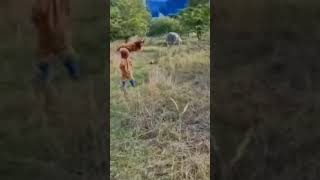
[119,48,136,93]
[31,0,80,81]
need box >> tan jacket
[32,0,73,58]
[119,58,134,81]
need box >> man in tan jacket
[32,0,80,81]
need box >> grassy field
[110,34,210,180]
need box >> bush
[189,0,210,7]
[147,17,182,36]
[178,4,210,40]
[110,0,151,41]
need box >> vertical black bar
[210,0,215,179]
[105,0,110,179]
[211,1,226,179]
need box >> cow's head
[134,38,145,51]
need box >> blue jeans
[120,79,136,91]
[63,58,80,80]
[36,62,49,81]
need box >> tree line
[110,0,210,41]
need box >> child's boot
[36,62,49,81]
[120,81,127,92]
[129,79,136,87]
[63,56,80,80]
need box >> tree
[110,0,151,41]
[188,0,209,7]
[178,4,210,40]
[147,17,182,36]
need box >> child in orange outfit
[31,0,80,81]
[119,48,136,92]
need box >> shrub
[147,17,182,36]
[178,4,210,40]
[110,0,151,41]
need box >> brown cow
[116,39,145,53]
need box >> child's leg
[36,61,49,81]
[59,50,80,80]
[129,79,136,87]
[128,73,136,87]
[120,80,127,92]
[35,54,53,81]
[64,59,80,80]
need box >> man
[31,0,80,81]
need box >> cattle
[116,39,145,52]
[166,32,182,46]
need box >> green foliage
[178,4,210,40]
[189,0,209,7]
[110,0,151,40]
[147,17,182,36]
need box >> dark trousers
[36,53,80,81]
[120,79,136,92]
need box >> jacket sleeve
[31,0,44,25]
[66,0,71,16]
[119,61,128,74]
[31,1,39,23]
[129,60,133,71]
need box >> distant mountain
[146,0,189,17]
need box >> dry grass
[110,35,210,179]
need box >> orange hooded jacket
[31,0,73,59]
[119,48,134,81]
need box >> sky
[146,0,189,17]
